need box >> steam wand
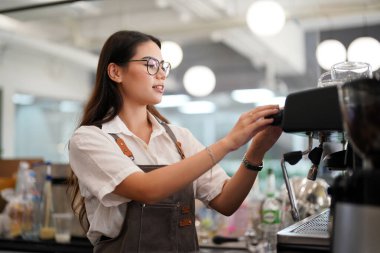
[280,135,313,221]
[281,156,300,221]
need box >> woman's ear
[107,63,123,83]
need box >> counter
[0,237,332,252]
[0,237,92,253]
[0,237,249,253]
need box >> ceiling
[1,0,380,95]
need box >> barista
[68,30,282,252]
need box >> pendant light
[316,39,347,70]
[246,0,286,36]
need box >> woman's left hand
[247,125,283,159]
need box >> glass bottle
[8,161,30,238]
[39,162,55,240]
[261,168,281,253]
[21,170,41,240]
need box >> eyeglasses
[128,57,171,77]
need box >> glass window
[14,95,83,163]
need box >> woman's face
[118,40,166,107]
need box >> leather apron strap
[159,121,186,160]
[108,121,185,160]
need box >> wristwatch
[242,155,263,171]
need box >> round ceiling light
[246,0,286,36]
[183,66,216,97]
[316,39,347,70]
[161,41,183,69]
[347,36,380,71]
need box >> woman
[69,30,282,252]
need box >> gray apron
[93,121,199,253]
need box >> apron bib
[94,121,199,253]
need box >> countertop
[0,237,330,252]
[0,237,250,253]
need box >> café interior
[0,0,379,252]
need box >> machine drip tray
[278,209,331,250]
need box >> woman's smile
[152,84,164,93]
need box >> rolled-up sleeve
[69,126,142,207]
[195,163,229,206]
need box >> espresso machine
[274,78,380,253]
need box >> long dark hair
[68,30,169,231]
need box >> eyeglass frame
[128,56,171,77]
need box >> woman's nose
[156,67,166,80]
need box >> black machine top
[271,85,344,142]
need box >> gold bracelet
[205,146,216,166]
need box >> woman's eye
[148,63,156,69]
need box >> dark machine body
[273,78,380,253]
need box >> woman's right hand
[222,105,280,151]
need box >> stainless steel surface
[333,203,380,253]
[294,131,346,142]
[277,209,330,247]
[282,177,331,220]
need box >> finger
[248,108,279,123]
[243,104,279,117]
[247,105,280,118]
[250,104,280,113]
[247,118,274,135]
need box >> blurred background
[0,0,380,185]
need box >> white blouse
[69,113,230,245]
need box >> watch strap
[242,155,263,171]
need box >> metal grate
[291,210,330,235]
